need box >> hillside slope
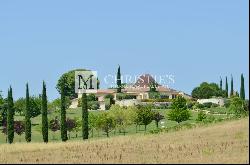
[0,118,249,164]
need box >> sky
[0,0,249,101]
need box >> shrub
[148,92,160,99]
[49,117,60,132]
[141,98,171,102]
[104,94,114,99]
[229,96,248,118]
[78,99,100,110]
[153,111,165,128]
[87,94,98,101]
[196,110,207,122]
[202,115,215,124]
[224,99,231,108]
[187,101,195,109]
[149,128,162,134]
[116,93,136,100]
[90,101,100,110]
[203,102,212,108]
[211,103,219,108]
[49,117,60,140]
[66,118,76,139]
[195,103,205,109]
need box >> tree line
[0,80,192,144]
[0,78,89,144]
[192,74,246,99]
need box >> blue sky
[0,0,249,100]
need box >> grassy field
[0,117,248,164]
[0,108,228,144]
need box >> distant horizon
[0,0,249,100]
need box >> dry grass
[0,118,249,164]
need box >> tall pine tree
[25,83,31,142]
[230,75,234,97]
[42,81,48,143]
[7,87,14,144]
[82,93,89,139]
[225,77,229,98]
[240,74,245,100]
[60,79,68,142]
[117,65,122,93]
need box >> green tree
[136,105,154,132]
[167,96,191,123]
[49,97,71,112]
[109,105,135,135]
[60,79,68,142]
[82,93,89,140]
[97,78,100,89]
[14,98,25,116]
[42,81,48,143]
[14,96,42,118]
[25,83,31,142]
[49,116,60,140]
[230,75,234,97]
[7,87,15,144]
[56,69,89,99]
[153,111,164,129]
[117,65,122,93]
[191,82,227,99]
[97,112,115,137]
[240,74,245,100]
[229,96,248,118]
[225,77,229,98]
[196,110,207,122]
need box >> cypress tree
[42,81,48,143]
[7,87,14,144]
[97,78,100,89]
[60,79,68,142]
[225,77,229,98]
[240,74,245,100]
[25,83,31,142]
[117,65,122,93]
[219,77,222,90]
[82,93,88,139]
[230,75,234,97]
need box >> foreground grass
[0,117,248,164]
